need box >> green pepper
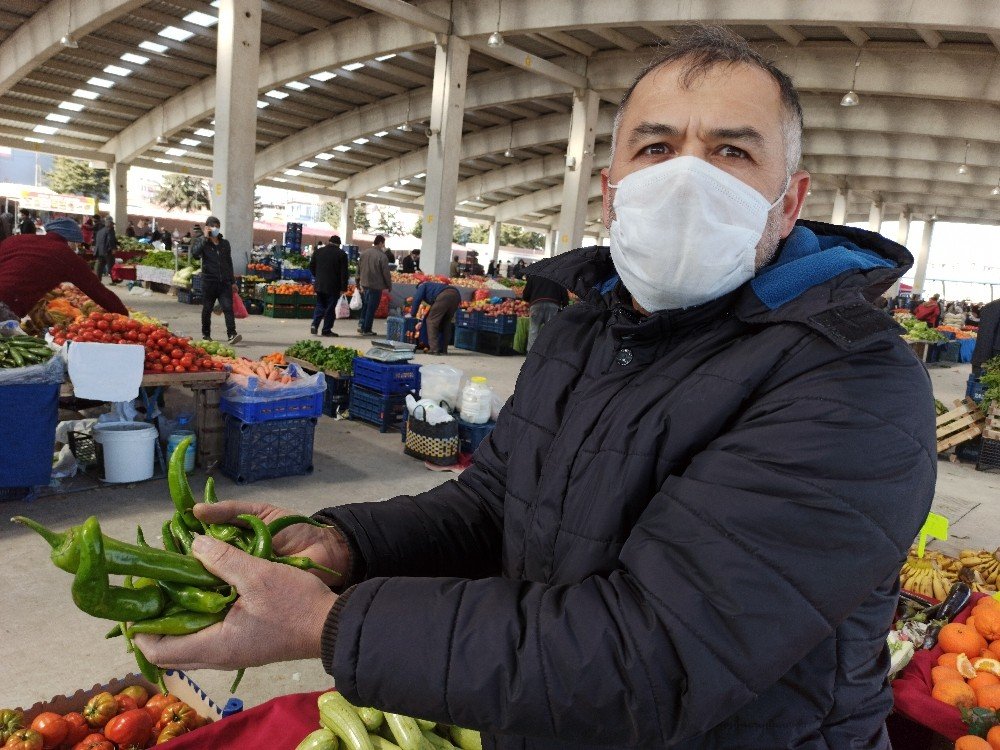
[170,512,196,556]
[230,668,245,694]
[126,608,226,636]
[137,526,237,614]
[273,555,341,578]
[71,517,166,621]
[162,519,180,553]
[168,436,200,530]
[266,515,329,538]
[202,477,243,542]
[12,516,222,588]
[237,514,272,559]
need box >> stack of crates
[349,357,420,432]
[385,316,420,344]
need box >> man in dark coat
[191,215,241,344]
[309,235,349,337]
[17,208,36,235]
[400,249,420,274]
[137,28,935,750]
[972,299,1000,375]
[93,218,119,279]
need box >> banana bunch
[900,555,952,600]
[0,335,54,368]
[961,549,1000,586]
[960,566,996,594]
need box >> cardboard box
[17,670,223,724]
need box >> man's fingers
[193,500,271,523]
[133,624,228,669]
[191,535,269,589]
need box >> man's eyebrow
[707,126,766,147]
[626,122,680,146]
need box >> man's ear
[781,171,811,237]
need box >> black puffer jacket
[318,221,936,749]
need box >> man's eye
[640,143,670,156]
[718,145,749,159]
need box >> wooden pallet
[984,402,1000,441]
[936,398,986,453]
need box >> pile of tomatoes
[48,313,226,375]
[1,686,208,749]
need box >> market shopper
[914,293,942,327]
[409,280,461,354]
[400,249,421,274]
[309,235,349,337]
[522,269,569,351]
[191,216,241,345]
[136,27,936,750]
[0,218,128,319]
[93,218,118,280]
[357,239,391,336]
[17,208,35,235]
[374,234,394,267]
[972,299,1000,375]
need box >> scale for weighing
[364,339,417,362]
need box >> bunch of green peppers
[12,437,339,695]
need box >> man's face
[602,62,810,268]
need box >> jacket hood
[526,219,911,349]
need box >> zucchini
[318,692,374,750]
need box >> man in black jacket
[93,217,118,279]
[309,235,349,337]
[972,299,1000,375]
[191,215,241,344]
[137,28,935,750]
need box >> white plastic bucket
[93,422,157,483]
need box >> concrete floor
[1,285,996,713]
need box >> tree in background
[412,216,422,238]
[152,175,211,212]
[353,201,372,233]
[254,191,263,221]
[375,206,404,236]
[501,224,544,249]
[467,224,490,244]
[44,157,109,202]
[320,201,342,230]
[453,224,471,245]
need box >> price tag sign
[916,512,949,558]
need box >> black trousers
[201,279,236,339]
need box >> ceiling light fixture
[957,142,971,175]
[400,94,413,132]
[61,4,78,48]
[488,0,505,47]
[504,123,514,157]
[156,135,168,145]
[992,174,1000,197]
[840,49,862,107]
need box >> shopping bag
[349,290,363,311]
[232,288,248,319]
[335,295,350,319]
[404,404,459,465]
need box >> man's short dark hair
[412,249,420,255]
[205,215,221,228]
[19,208,29,216]
[374,234,386,245]
[612,25,803,172]
[329,235,341,245]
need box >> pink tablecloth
[111,264,137,282]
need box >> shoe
[202,336,213,342]
[227,334,242,345]
[310,326,318,335]
[321,331,339,337]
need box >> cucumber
[384,713,427,750]
[449,727,482,750]
[295,728,340,750]
[369,737,401,750]
[356,707,384,731]
[422,730,458,749]
[415,720,436,732]
[318,692,374,750]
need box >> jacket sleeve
[64,253,128,315]
[309,251,318,277]
[221,244,235,284]
[409,284,427,317]
[190,237,205,260]
[381,256,392,290]
[340,252,349,293]
[521,275,535,303]
[328,346,936,746]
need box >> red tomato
[115,694,139,713]
[143,694,179,724]
[180,355,194,368]
[88,312,102,321]
[174,365,186,373]
[170,349,183,360]
[82,691,118,728]
[5,728,43,750]
[156,720,189,744]
[160,355,170,365]
[104,709,154,748]
[126,331,139,341]
[29,713,67,749]
[163,365,175,373]
[54,337,66,345]
[95,320,109,331]
[150,364,164,373]
[71,733,113,750]
[167,337,178,346]
[188,366,200,373]
[137,334,147,343]
[61,712,89,746]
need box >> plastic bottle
[166,415,196,473]
[460,376,492,424]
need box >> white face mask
[210,227,220,237]
[608,156,787,312]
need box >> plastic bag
[336,295,350,319]
[232,289,248,319]
[0,348,65,385]
[222,362,325,403]
[349,290,363,311]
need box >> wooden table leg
[193,385,224,469]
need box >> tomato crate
[348,383,408,432]
[264,303,298,318]
[323,374,352,416]
[263,291,302,306]
[455,310,481,329]
[455,327,478,351]
[352,356,420,395]
[386,315,420,343]
[220,387,324,423]
[475,314,519,335]
[475,330,516,356]
[221,415,316,484]
[295,304,316,319]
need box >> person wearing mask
[18,209,36,235]
[134,28,934,750]
[0,218,128,320]
[522,270,569,351]
[512,259,527,279]
[400,249,421,274]
[449,255,461,278]
[93,218,119,280]
[357,238,392,336]
[309,235,349,337]
[409,280,461,355]
[914,293,942,328]
[191,216,241,345]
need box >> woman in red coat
[914,294,942,328]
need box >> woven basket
[404,405,459,465]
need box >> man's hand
[134,535,337,670]
[193,501,350,587]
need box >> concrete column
[487,220,501,264]
[830,188,849,225]
[211,0,262,275]
[912,220,935,296]
[867,200,883,233]
[556,90,600,254]
[420,35,470,276]
[340,197,355,244]
[110,162,128,227]
[544,228,557,257]
[885,209,912,299]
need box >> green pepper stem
[11,516,65,548]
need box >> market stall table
[110,264,137,282]
[60,371,228,469]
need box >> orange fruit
[956,736,992,750]
[969,673,1000,693]
[958,653,979,678]
[933,666,966,685]
[976,684,1000,710]
[932,680,976,708]
[940,623,988,656]
[974,658,1000,677]
[976,609,1000,641]
[940,653,962,668]
[986,725,1000,750]
[969,617,979,633]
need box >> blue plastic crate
[176,289,202,305]
[458,418,495,455]
[386,316,419,343]
[968,375,987,403]
[219,389,325,423]
[349,383,408,432]
[0,382,59,487]
[191,274,204,293]
[941,340,964,363]
[475,314,518,335]
[352,356,420,395]
[323,374,352,417]
[455,310,480,329]
[221,415,315,484]
[455,327,478,351]
[281,267,314,282]
[475,330,516,356]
